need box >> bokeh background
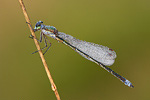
[0,0,150,100]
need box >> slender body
[33,21,134,88]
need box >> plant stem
[18,0,61,100]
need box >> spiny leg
[29,35,40,42]
[26,22,38,40]
[29,28,43,42]
[26,22,50,54]
[26,22,43,54]
[26,22,37,32]
[43,34,51,55]
[31,32,48,54]
[26,22,39,41]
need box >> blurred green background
[0,0,150,100]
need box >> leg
[29,31,43,42]
[43,35,52,55]
[31,32,44,54]
[26,22,38,40]
[26,22,37,32]
[31,33,51,55]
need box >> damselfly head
[34,21,43,31]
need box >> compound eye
[36,22,41,27]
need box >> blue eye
[35,21,43,27]
[36,22,41,27]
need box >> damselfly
[31,21,134,88]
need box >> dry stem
[18,0,61,100]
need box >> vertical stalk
[18,0,61,100]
